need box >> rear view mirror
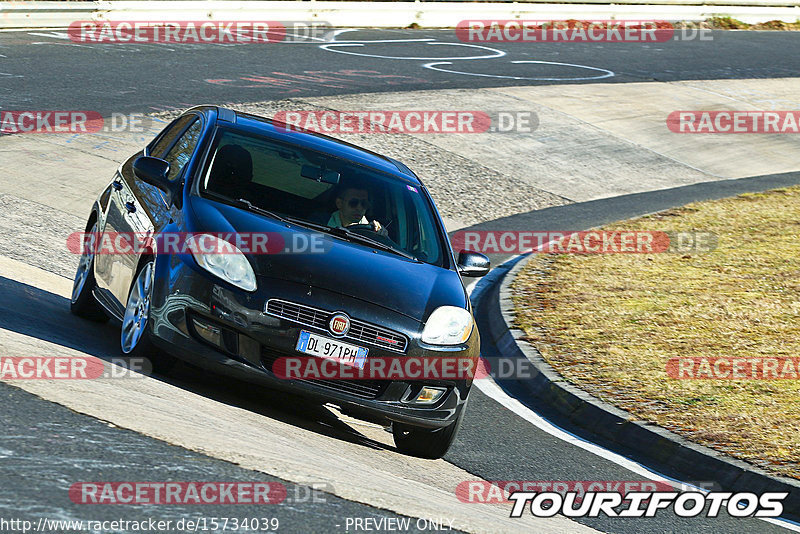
[301,165,340,185]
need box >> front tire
[70,222,109,322]
[393,410,465,459]
[121,260,175,373]
[121,260,156,356]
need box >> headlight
[421,306,473,345]
[187,234,257,292]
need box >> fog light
[415,387,446,404]
[192,317,222,347]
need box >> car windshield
[196,128,446,266]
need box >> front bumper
[148,254,479,429]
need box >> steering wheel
[345,223,378,232]
[345,223,405,250]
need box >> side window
[163,119,203,181]
[149,115,194,158]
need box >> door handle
[124,201,136,213]
[112,180,123,191]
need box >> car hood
[188,196,466,321]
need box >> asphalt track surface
[0,381,432,533]
[1,29,800,114]
[1,27,800,533]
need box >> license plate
[295,331,368,369]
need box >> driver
[327,186,388,236]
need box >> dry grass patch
[513,186,800,479]
[705,17,800,30]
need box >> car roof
[187,105,421,184]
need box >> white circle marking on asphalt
[423,60,615,81]
[319,42,505,61]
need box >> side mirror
[133,156,178,204]
[457,250,490,277]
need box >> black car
[70,106,490,458]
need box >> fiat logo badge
[329,313,350,337]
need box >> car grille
[265,299,329,330]
[260,348,388,399]
[265,299,408,353]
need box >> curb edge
[477,251,800,517]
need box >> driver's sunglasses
[347,198,371,209]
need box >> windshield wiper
[233,198,289,223]
[333,226,419,262]
[280,216,335,234]
[205,191,288,223]
[280,216,419,262]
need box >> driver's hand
[372,220,389,237]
